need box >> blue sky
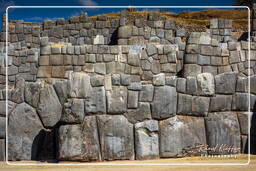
[0,0,241,31]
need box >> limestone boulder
[62,99,85,123]
[205,112,241,154]
[58,116,101,161]
[106,86,127,114]
[151,86,177,119]
[37,84,62,127]
[135,120,159,160]
[97,115,134,160]
[24,81,43,108]
[215,72,237,94]
[197,73,215,96]
[125,102,151,124]
[159,116,206,157]
[85,87,106,114]
[67,72,92,98]
[8,103,43,160]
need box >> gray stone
[210,19,218,29]
[209,95,232,112]
[10,78,25,104]
[40,37,49,46]
[135,120,159,160]
[120,74,131,86]
[186,44,199,54]
[0,117,5,138]
[199,33,211,45]
[200,45,213,56]
[139,84,154,102]
[128,54,140,66]
[183,64,202,77]
[153,73,165,86]
[53,80,68,105]
[160,116,206,157]
[197,73,215,96]
[232,93,254,111]
[85,87,106,114]
[146,44,157,56]
[67,72,92,98]
[106,86,127,114]
[127,82,142,90]
[37,84,62,127]
[177,94,192,114]
[0,101,16,116]
[112,74,120,85]
[93,35,104,45]
[0,139,5,161]
[191,96,210,116]
[103,54,115,62]
[176,29,186,37]
[177,78,186,93]
[165,76,177,87]
[65,97,83,118]
[205,112,241,154]
[90,75,104,87]
[40,46,51,55]
[152,86,177,119]
[58,116,101,161]
[215,72,237,94]
[128,91,139,109]
[24,81,43,108]
[97,115,134,160]
[118,26,132,38]
[94,63,106,75]
[198,55,210,65]
[49,55,63,66]
[236,77,248,92]
[186,76,197,95]
[8,103,43,160]
[125,102,151,124]
[237,112,250,135]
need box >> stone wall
[0,11,255,162]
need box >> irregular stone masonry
[0,11,255,161]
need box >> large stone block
[106,86,127,114]
[152,86,177,119]
[67,72,92,98]
[8,103,43,160]
[62,99,85,123]
[177,94,192,114]
[118,26,132,38]
[58,116,101,161]
[160,116,206,157]
[0,139,5,161]
[209,95,232,112]
[205,112,241,154]
[139,84,154,102]
[24,82,43,108]
[127,90,139,109]
[135,120,159,160]
[215,72,237,94]
[85,87,106,114]
[97,115,134,160]
[37,84,62,127]
[0,117,5,138]
[125,102,151,124]
[197,73,215,96]
[232,93,255,111]
[191,96,210,116]
[53,80,68,105]
[237,112,250,135]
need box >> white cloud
[78,0,98,6]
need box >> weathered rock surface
[67,72,92,98]
[106,86,127,114]
[85,87,106,114]
[8,103,43,160]
[159,116,206,157]
[0,117,5,138]
[53,80,68,105]
[152,86,177,119]
[215,72,237,94]
[24,81,43,108]
[197,73,215,96]
[37,84,62,127]
[125,102,151,123]
[97,115,134,160]
[62,98,85,123]
[135,120,159,160]
[205,112,241,154]
[58,116,101,161]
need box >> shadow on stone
[31,128,58,162]
[248,101,256,154]
[238,32,249,41]
[109,29,118,45]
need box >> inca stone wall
[0,10,255,162]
